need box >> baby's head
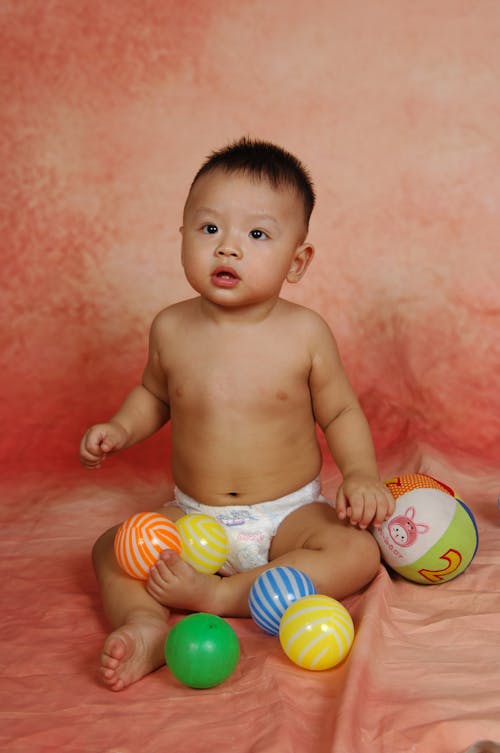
[187,137,315,234]
[181,138,316,306]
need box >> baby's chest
[164,337,310,411]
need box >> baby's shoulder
[149,299,198,338]
[278,302,340,363]
[280,300,334,337]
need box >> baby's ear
[286,243,314,283]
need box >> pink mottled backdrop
[2,0,499,476]
[2,4,500,753]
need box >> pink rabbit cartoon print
[388,507,430,547]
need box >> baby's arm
[79,314,170,468]
[308,315,394,528]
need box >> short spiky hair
[190,137,316,227]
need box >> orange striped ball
[114,512,182,580]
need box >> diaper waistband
[174,476,322,514]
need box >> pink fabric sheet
[1,446,499,753]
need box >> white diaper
[170,477,332,575]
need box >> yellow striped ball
[176,514,229,574]
[114,512,182,580]
[279,595,354,670]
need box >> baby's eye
[249,229,269,240]
[202,224,218,234]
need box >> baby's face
[180,169,312,310]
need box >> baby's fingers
[79,445,106,468]
[371,489,396,528]
[340,490,363,527]
[371,493,389,528]
[335,487,349,521]
[79,428,109,467]
[354,494,377,529]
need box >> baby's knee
[92,525,119,569]
[326,526,381,592]
[354,530,381,580]
[308,525,381,598]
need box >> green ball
[164,613,240,688]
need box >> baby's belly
[169,421,323,506]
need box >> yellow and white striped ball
[114,512,182,580]
[279,595,354,670]
[176,514,229,574]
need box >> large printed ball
[279,595,354,670]
[249,566,317,635]
[372,473,478,584]
[114,512,182,580]
[165,613,240,689]
[176,514,229,574]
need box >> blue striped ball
[248,566,317,635]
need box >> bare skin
[146,502,381,614]
[91,526,170,691]
[82,169,394,690]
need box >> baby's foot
[146,549,223,613]
[99,615,167,691]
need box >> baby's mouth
[213,266,239,280]
[211,266,241,287]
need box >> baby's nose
[215,244,242,258]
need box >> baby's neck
[198,295,282,325]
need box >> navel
[175,386,184,398]
[276,390,288,401]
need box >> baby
[80,138,395,690]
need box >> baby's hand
[79,421,129,469]
[336,474,395,529]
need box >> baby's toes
[150,557,172,583]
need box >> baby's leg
[92,523,172,691]
[146,501,380,618]
[216,501,379,613]
[267,501,381,599]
